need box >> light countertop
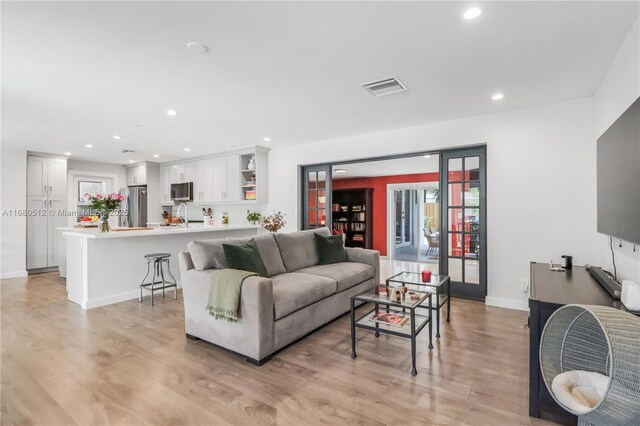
[59,224,260,239]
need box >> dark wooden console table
[528,262,634,425]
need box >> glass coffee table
[386,272,451,339]
[350,289,433,376]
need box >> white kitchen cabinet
[212,155,241,202]
[48,158,68,197]
[48,197,67,267]
[159,166,171,202]
[170,161,197,183]
[27,156,68,270]
[27,156,67,197]
[27,157,47,196]
[193,159,215,202]
[26,197,49,269]
[126,165,146,186]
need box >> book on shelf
[352,234,364,242]
[244,190,256,200]
[369,312,408,327]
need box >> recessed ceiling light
[264,137,271,142]
[113,135,122,140]
[492,93,505,101]
[85,144,93,148]
[464,7,482,20]
[334,169,348,173]
[64,152,71,156]
[186,42,209,55]
[166,110,177,116]
[153,154,160,158]
[423,155,431,159]
[129,160,135,163]
[184,148,191,152]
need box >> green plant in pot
[246,210,261,225]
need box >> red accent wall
[333,173,439,256]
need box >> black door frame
[299,144,487,299]
[439,146,487,300]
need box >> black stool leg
[164,258,178,300]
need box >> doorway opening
[300,145,486,300]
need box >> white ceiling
[333,155,440,179]
[2,1,638,165]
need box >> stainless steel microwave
[170,182,193,201]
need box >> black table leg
[447,279,451,322]
[410,308,417,376]
[428,295,433,350]
[435,288,441,339]
[350,298,357,359]
[374,303,380,337]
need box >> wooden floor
[1,272,553,425]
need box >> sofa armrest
[345,247,380,286]
[181,270,275,361]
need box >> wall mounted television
[597,96,640,244]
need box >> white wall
[594,14,640,284]
[0,147,28,278]
[268,98,600,310]
[67,159,126,187]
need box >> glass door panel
[441,147,486,299]
[302,166,332,230]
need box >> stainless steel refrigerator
[119,187,147,227]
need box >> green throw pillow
[315,233,348,265]
[222,239,268,277]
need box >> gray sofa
[178,227,380,365]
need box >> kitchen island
[60,224,260,309]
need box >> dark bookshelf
[331,188,373,249]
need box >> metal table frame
[350,290,433,376]
[386,272,451,339]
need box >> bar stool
[139,253,177,306]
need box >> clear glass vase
[99,213,110,232]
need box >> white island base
[62,225,259,309]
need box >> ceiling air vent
[362,76,407,97]
[120,149,136,154]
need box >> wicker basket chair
[540,304,640,426]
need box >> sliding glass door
[440,147,487,300]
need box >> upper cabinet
[27,156,68,197]
[159,146,269,205]
[126,164,147,186]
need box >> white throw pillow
[551,370,609,414]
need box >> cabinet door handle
[42,185,46,195]
[49,199,52,208]
[49,185,52,195]
[43,199,47,208]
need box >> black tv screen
[597,96,640,244]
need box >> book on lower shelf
[244,190,256,200]
[369,312,408,327]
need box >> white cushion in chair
[551,370,609,414]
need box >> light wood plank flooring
[1,272,552,425]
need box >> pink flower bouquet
[84,192,125,232]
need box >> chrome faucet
[177,203,189,228]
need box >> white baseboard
[1,271,28,279]
[485,296,529,312]
[82,282,182,309]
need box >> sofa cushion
[223,239,268,277]
[188,233,286,277]
[274,227,331,272]
[271,272,336,320]
[297,262,374,293]
[315,233,348,265]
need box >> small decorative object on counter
[202,208,213,227]
[247,155,256,171]
[421,270,432,282]
[409,291,420,301]
[246,210,261,225]
[83,192,125,232]
[162,210,170,224]
[222,212,229,225]
[261,210,286,233]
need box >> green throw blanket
[206,269,257,321]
